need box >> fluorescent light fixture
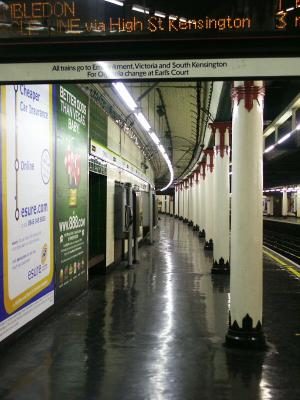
[154,11,166,18]
[179,17,187,22]
[229,172,232,175]
[65,30,84,34]
[286,7,294,11]
[277,132,291,144]
[296,123,300,130]
[112,82,174,191]
[150,131,160,145]
[264,144,275,153]
[132,5,150,14]
[158,144,166,154]
[113,82,137,111]
[104,0,124,5]
[135,112,151,131]
[169,15,177,20]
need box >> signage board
[0,84,54,342]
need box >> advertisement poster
[55,84,88,298]
[0,84,54,342]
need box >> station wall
[0,83,154,344]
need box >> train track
[264,229,300,265]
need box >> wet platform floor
[1,215,300,400]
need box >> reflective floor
[1,215,300,400]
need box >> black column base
[174,215,178,219]
[188,220,193,227]
[179,216,183,221]
[133,260,140,264]
[212,258,230,274]
[198,229,205,238]
[192,224,198,231]
[183,218,188,223]
[204,239,213,251]
[226,313,266,350]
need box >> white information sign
[0,58,300,82]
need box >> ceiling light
[113,82,137,111]
[104,0,124,5]
[158,144,166,154]
[132,5,150,14]
[155,11,166,18]
[135,112,151,131]
[150,131,160,145]
[264,144,275,153]
[179,17,187,22]
[277,132,291,144]
[169,15,177,20]
[286,7,294,11]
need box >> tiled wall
[106,117,154,267]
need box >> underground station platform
[0,215,299,400]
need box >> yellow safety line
[263,249,300,279]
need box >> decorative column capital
[184,179,189,189]
[209,121,232,135]
[198,161,206,179]
[204,148,214,173]
[232,81,265,112]
[209,122,232,158]
[194,170,199,183]
[189,175,193,187]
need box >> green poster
[55,84,88,297]
[90,100,107,147]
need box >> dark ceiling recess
[264,147,300,188]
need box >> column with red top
[183,179,189,223]
[198,161,206,238]
[188,175,194,226]
[193,170,200,231]
[203,149,214,251]
[226,81,266,349]
[179,182,184,220]
[210,122,231,274]
[174,184,179,218]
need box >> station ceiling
[100,79,300,190]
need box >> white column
[184,180,189,222]
[193,171,200,230]
[204,149,214,251]
[149,185,153,244]
[188,176,194,226]
[269,196,274,216]
[183,181,187,221]
[174,185,179,217]
[266,197,272,216]
[211,123,231,274]
[165,195,170,214]
[199,162,206,238]
[282,189,287,217]
[226,80,266,349]
[161,195,166,213]
[297,187,300,218]
[179,184,184,220]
